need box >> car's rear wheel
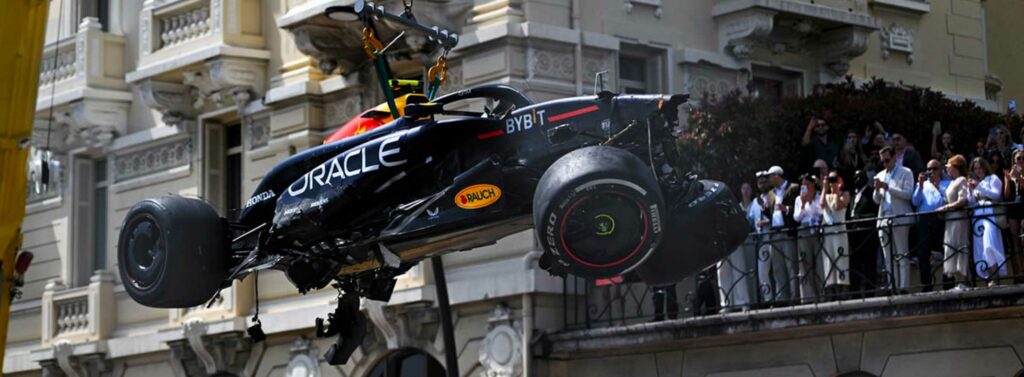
[117,196,228,308]
[533,146,664,278]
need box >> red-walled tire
[117,196,228,308]
[533,146,665,279]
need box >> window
[70,156,106,287]
[749,65,803,104]
[79,0,109,31]
[93,159,108,272]
[226,123,243,220]
[366,348,446,377]
[618,51,663,94]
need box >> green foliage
[677,77,1024,189]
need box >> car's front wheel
[117,196,228,308]
[533,146,665,279]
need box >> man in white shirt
[873,146,915,292]
[767,165,800,302]
[793,173,823,302]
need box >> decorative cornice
[532,49,575,81]
[289,23,366,75]
[479,303,522,377]
[112,137,192,182]
[715,8,777,60]
[137,79,198,128]
[323,93,362,130]
[37,341,110,377]
[713,0,880,63]
[818,26,873,76]
[364,299,401,350]
[285,337,321,377]
[245,115,271,149]
[168,319,251,377]
[880,23,914,64]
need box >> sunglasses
[928,167,942,171]
[1016,156,1024,161]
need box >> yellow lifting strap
[426,55,448,99]
[428,55,448,85]
[361,28,385,60]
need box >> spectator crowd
[709,115,1024,313]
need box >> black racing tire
[533,146,665,279]
[117,196,228,308]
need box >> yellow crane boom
[0,0,50,369]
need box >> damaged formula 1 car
[116,0,749,365]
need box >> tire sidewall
[117,197,226,308]
[537,165,664,278]
[118,200,171,304]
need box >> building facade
[9,0,1024,376]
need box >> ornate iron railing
[561,202,1024,330]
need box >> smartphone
[933,121,941,135]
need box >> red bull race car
[115,0,749,364]
[117,84,747,308]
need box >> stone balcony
[128,0,270,125]
[712,0,881,77]
[275,0,467,80]
[38,272,116,347]
[34,17,132,152]
[170,282,253,325]
[870,0,931,14]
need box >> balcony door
[204,122,243,221]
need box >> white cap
[767,165,784,176]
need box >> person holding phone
[767,165,801,302]
[847,170,880,297]
[837,130,866,185]
[873,146,915,293]
[912,159,952,291]
[969,157,1008,283]
[985,125,1020,171]
[820,170,851,299]
[793,174,823,302]
[1003,150,1024,282]
[802,115,838,169]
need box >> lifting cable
[361,27,401,118]
[40,0,68,191]
[360,0,451,111]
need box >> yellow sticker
[455,184,502,209]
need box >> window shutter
[70,157,95,287]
